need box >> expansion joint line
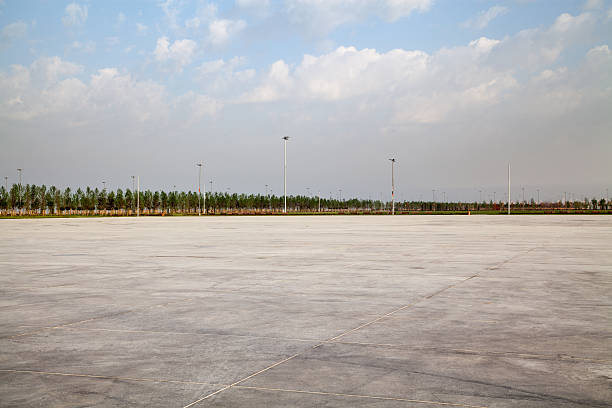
[184,246,539,407]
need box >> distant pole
[432,189,435,202]
[196,163,203,216]
[209,180,213,194]
[283,136,289,213]
[318,191,321,212]
[4,176,7,192]
[507,163,510,215]
[522,187,525,203]
[479,190,482,203]
[17,168,22,212]
[389,158,396,215]
[137,176,140,217]
[131,176,135,192]
[537,189,540,205]
[102,181,106,191]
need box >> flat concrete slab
[0,215,610,407]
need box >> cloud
[195,57,255,96]
[285,0,432,34]
[462,5,509,29]
[154,36,198,72]
[62,3,88,27]
[0,56,221,125]
[159,0,182,31]
[1,21,27,45]
[236,0,270,7]
[116,12,126,27]
[207,19,246,46]
[69,40,96,54]
[136,23,148,34]
[584,0,603,10]
[239,10,607,127]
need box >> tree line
[0,184,609,216]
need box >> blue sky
[1,1,611,201]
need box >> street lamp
[17,168,22,212]
[102,181,106,191]
[137,176,140,217]
[389,158,396,215]
[507,162,510,215]
[282,136,289,213]
[196,162,203,216]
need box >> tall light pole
[4,176,7,192]
[282,136,289,213]
[196,162,203,216]
[102,181,106,191]
[318,190,321,212]
[522,187,525,203]
[389,158,396,215]
[507,163,510,215]
[209,180,213,194]
[479,190,482,203]
[17,168,22,212]
[537,189,540,205]
[131,176,135,214]
[137,176,140,217]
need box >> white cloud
[286,0,432,34]
[584,0,603,10]
[1,21,27,44]
[136,23,148,34]
[70,40,96,54]
[0,56,221,124]
[462,5,509,29]
[154,37,198,72]
[196,57,255,96]
[237,0,270,7]
[550,12,593,33]
[62,3,88,27]
[116,12,126,26]
[159,0,181,31]
[207,19,246,46]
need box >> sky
[0,0,611,203]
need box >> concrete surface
[0,215,610,408]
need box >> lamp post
[389,158,396,215]
[137,176,140,217]
[196,162,203,216]
[537,189,540,205]
[17,168,22,212]
[507,162,510,215]
[282,136,289,213]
